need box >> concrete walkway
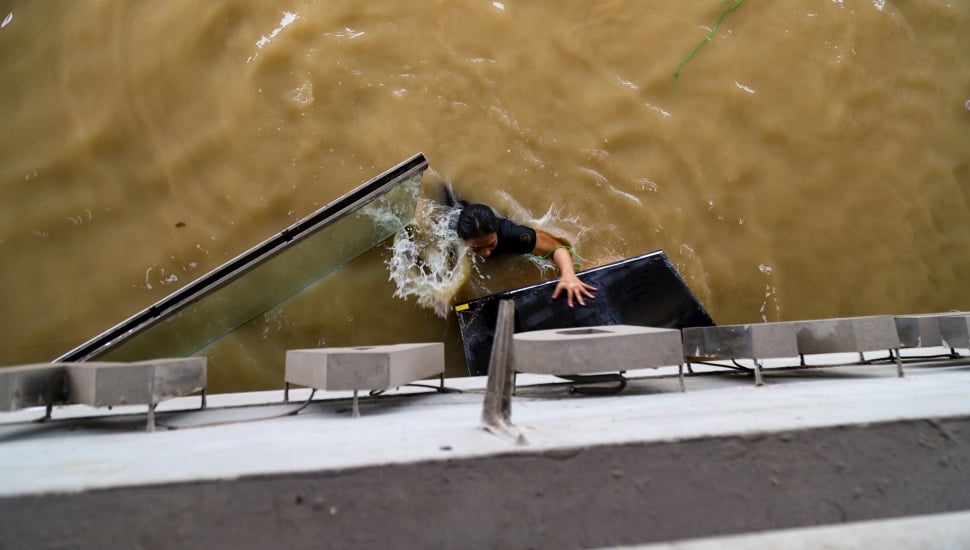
[0,358,967,497]
[1,351,968,548]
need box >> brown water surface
[2,1,969,392]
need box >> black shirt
[493,219,537,255]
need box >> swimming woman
[455,203,597,307]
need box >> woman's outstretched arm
[533,230,597,307]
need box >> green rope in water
[674,0,745,81]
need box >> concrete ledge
[513,325,683,376]
[285,343,444,391]
[0,364,67,412]
[794,315,900,354]
[682,323,799,360]
[940,314,970,349]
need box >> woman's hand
[534,230,597,307]
[552,273,597,307]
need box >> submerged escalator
[56,153,428,363]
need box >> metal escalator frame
[56,152,428,363]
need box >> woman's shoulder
[495,218,537,254]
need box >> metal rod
[147,402,157,432]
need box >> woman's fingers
[552,278,598,307]
[567,282,596,307]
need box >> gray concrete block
[794,315,900,354]
[940,314,970,349]
[285,343,444,391]
[0,364,68,412]
[142,358,207,400]
[513,325,683,376]
[894,314,945,348]
[67,362,154,407]
[67,358,207,407]
[682,324,799,360]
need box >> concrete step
[0,363,67,412]
[513,324,683,376]
[0,358,206,430]
[285,343,444,401]
[940,313,970,349]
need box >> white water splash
[386,199,471,318]
[759,284,778,322]
[492,190,588,249]
[757,264,780,321]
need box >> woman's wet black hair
[456,203,498,240]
